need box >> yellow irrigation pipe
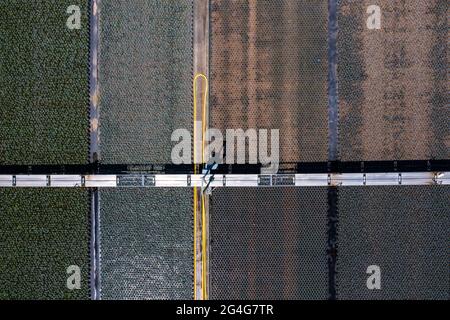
[201,195,208,299]
[193,73,208,300]
[193,181,198,301]
[193,73,208,169]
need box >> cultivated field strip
[210,187,329,299]
[98,0,193,164]
[0,0,90,165]
[338,0,449,161]
[98,189,193,300]
[337,186,449,300]
[0,1,91,300]
[96,1,195,300]
[210,0,329,163]
[209,185,449,300]
[0,189,90,299]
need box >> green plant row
[0,0,89,165]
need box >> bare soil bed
[210,0,329,163]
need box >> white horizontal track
[0,172,448,188]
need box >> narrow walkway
[193,0,210,300]
[89,0,101,300]
[328,0,339,161]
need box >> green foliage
[0,0,89,164]
[0,189,90,300]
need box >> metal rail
[0,172,448,188]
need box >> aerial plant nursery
[0,0,448,308]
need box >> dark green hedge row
[0,0,89,165]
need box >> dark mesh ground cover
[0,0,90,165]
[209,187,328,299]
[99,0,193,164]
[338,0,448,161]
[337,186,449,300]
[99,189,193,299]
[210,0,329,163]
[0,189,90,299]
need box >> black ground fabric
[98,189,193,299]
[0,189,90,300]
[210,187,328,300]
[99,0,193,164]
[337,186,449,300]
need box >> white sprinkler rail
[0,172,448,188]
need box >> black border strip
[327,187,339,300]
[0,160,447,175]
[90,189,101,299]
